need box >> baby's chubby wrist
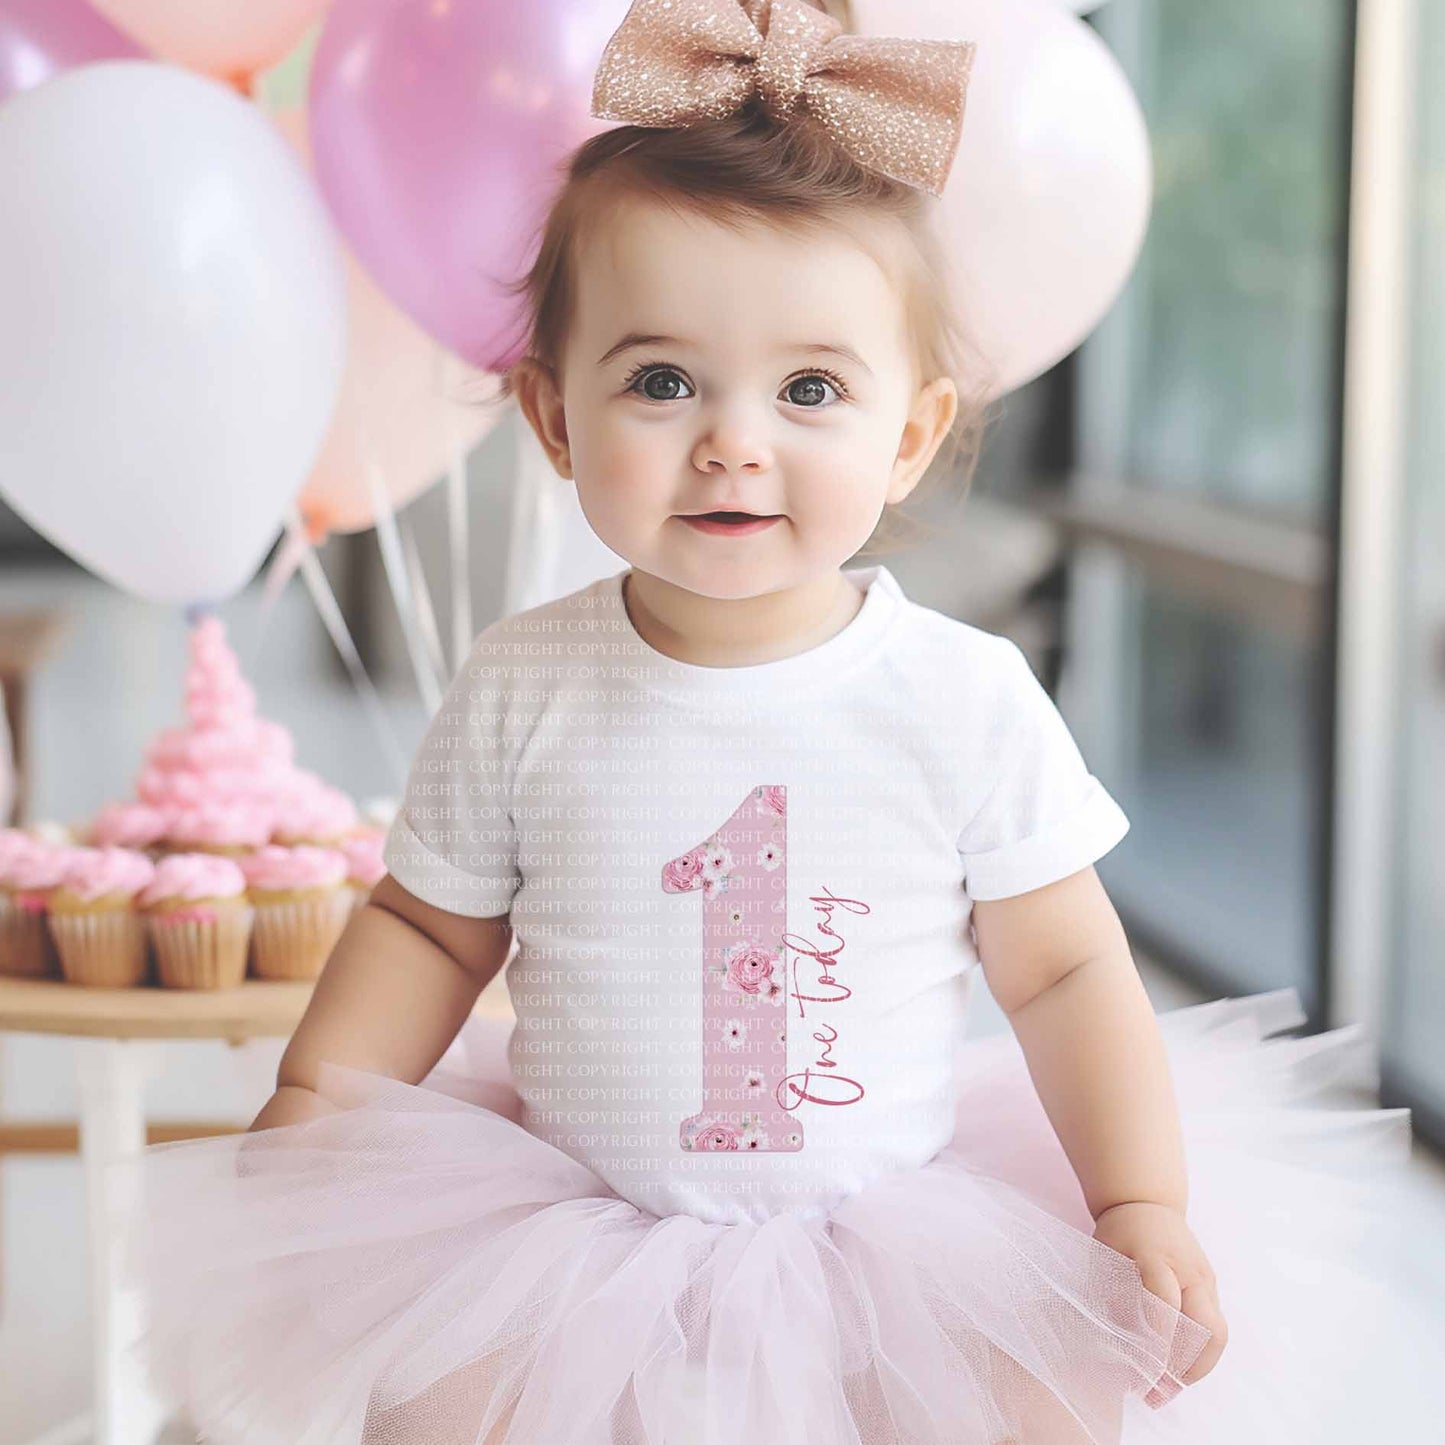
[1092,1197,1188,1225]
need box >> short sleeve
[955,638,1129,901]
[383,629,520,918]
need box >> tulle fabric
[110,987,1442,1444]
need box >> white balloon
[0,60,346,604]
[854,0,1149,398]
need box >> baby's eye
[625,366,695,403]
[621,364,849,408]
[784,371,848,408]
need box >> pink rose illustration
[726,944,777,995]
[692,1122,741,1151]
[661,846,708,892]
[757,785,786,817]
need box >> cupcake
[272,782,359,849]
[138,854,253,990]
[165,801,272,858]
[0,837,76,979]
[240,844,351,981]
[0,830,40,975]
[47,847,157,987]
[87,801,172,858]
[338,827,387,918]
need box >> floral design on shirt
[667,785,803,1153]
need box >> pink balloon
[270,109,503,539]
[309,0,630,373]
[87,0,330,82]
[0,0,141,106]
[854,0,1151,398]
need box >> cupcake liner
[149,905,253,990]
[0,891,62,979]
[250,889,353,981]
[49,907,152,988]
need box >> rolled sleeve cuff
[960,778,1130,902]
[383,809,517,919]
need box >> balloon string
[286,511,410,786]
[399,512,449,687]
[439,347,474,669]
[364,456,444,716]
[258,525,311,620]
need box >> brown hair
[482,5,998,556]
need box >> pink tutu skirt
[111,987,1443,1444]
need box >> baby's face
[523,198,956,601]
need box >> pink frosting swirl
[185,616,257,730]
[188,682,256,730]
[4,843,83,892]
[240,844,347,893]
[339,828,387,888]
[0,828,36,874]
[168,802,272,850]
[88,801,172,850]
[59,846,156,902]
[253,718,296,764]
[136,765,208,809]
[147,724,261,771]
[138,853,247,908]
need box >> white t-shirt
[384,563,1129,1225]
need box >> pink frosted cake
[240,844,351,981]
[47,847,157,987]
[138,853,253,990]
[125,617,356,855]
[72,614,372,983]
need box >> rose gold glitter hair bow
[591,0,976,199]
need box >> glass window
[1101,0,1353,524]
[1069,0,1351,1001]
[1095,567,1322,1008]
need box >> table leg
[73,1038,172,1445]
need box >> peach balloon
[854,0,1151,399]
[89,0,331,84]
[272,109,502,539]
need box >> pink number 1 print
[661,784,804,1153]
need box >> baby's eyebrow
[791,342,874,376]
[598,333,874,376]
[597,332,688,367]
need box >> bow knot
[591,0,975,198]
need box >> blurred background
[1,0,1443,1440]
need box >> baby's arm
[971,865,1187,1220]
[247,874,513,1131]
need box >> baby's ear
[510,358,573,481]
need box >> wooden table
[0,974,513,1445]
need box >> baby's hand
[1092,1200,1228,1385]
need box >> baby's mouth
[677,512,785,533]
